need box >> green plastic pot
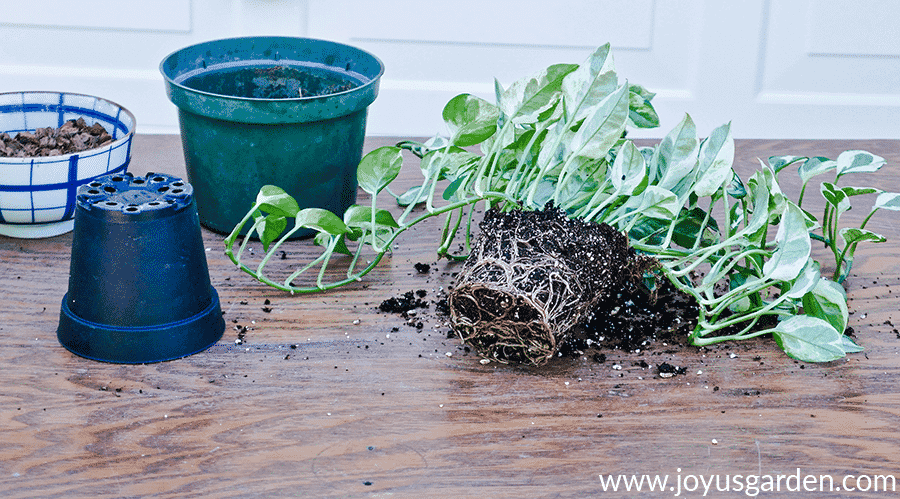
[160,36,384,236]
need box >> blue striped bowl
[0,92,136,238]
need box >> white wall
[2,0,898,139]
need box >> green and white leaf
[443,94,500,146]
[798,157,837,185]
[726,171,747,199]
[258,213,287,252]
[567,83,629,160]
[314,231,352,256]
[256,185,300,217]
[610,140,647,195]
[295,208,350,236]
[768,155,806,175]
[874,192,900,211]
[498,63,577,125]
[621,185,680,221]
[741,173,771,236]
[835,150,886,179]
[561,44,617,124]
[357,146,403,196]
[840,335,864,353]
[626,84,659,129]
[820,182,851,215]
[653,114,700,195]
[344,205,400,231]
[840,227,886,246]
[693,122,735,197]
[394,185,428,206]
[771,315,846,363]
[802,278,849,335]
[763,203,812,281]
[785,259,821,299]
[840,186,880,197]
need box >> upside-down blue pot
[57,172,224,363]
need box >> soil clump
[447,204,662,366]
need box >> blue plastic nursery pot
[160,36,384,237]
[56,172,224,363]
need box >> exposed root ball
[449,204,650,366]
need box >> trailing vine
[224,44,899,363]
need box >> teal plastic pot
[160,36,383,236]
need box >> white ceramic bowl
[0,92,136,238]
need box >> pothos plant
[224,44,899,363]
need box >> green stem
[237,217,265,262]
[437,208,465,257]
[526,125,569,206]
[471,121,513,197]
[691,199,715,252]
[833,206,882,282]
[505,127,544,197]
[797,181,808,209]
[859,207,879,231]
[693,295,795,343]
[314,240,341,289]
[232,192,519,294]
[368,194,385,253]
[283,251,329,289]
[256,221,307,274]
[223,205,259,252]
[347,233,367,278]
[551,153,578,201]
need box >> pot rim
[159,35,385,104]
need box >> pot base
[57,288,225,364]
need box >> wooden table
[2,136,899,498]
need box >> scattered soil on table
[182,65,359,99]
[379,272,698,375]
[379,290,430,330]
[0,117,112,157]
[378,290,429,315]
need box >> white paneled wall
[1,0,898,138]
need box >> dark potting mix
[181,64,360,99]
[0,118,113,157]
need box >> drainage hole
[171,188,183,194]
[89,182,102,187]
[111,176,124,182]
[152,176,166,182]
[125,206,139,212]
[132,178,145,185]
[172,181,184,187]
[148,201,160,206]
[104,186,117,193]
[105,202,118,206]
[158,186,169,193]
[87,189,100,195]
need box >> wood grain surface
[1,136,899,498]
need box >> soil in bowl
[181,64,360,99]
[0,118,112,157]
